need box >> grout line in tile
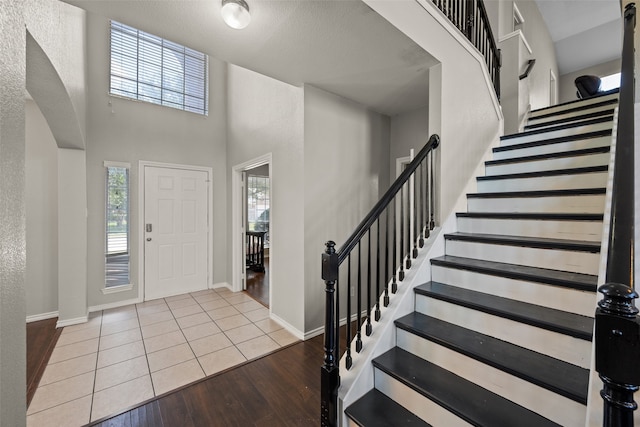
[135,303,157,397]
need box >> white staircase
[344,91,618,427]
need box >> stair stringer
[337,217,458,426]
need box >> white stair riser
[414,296,592,368]
[527,104,616,127]
[529,94,618,119]
[500,121,613,147]
[374,369,473,427]
[467,194,606,214]
[445,240,600,275]
[492,136,611,161]
[431,265,597,317]
[396,330,586,427]
[477,172,608,193]
[456,217,603,241]
[485,153,610,176]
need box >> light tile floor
[27,287,298,427]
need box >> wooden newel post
[596,283,640,427]
[321,240,340,427]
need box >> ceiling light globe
[221,0,251,30]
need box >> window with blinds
[110,21,209,115]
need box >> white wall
[25,100,59,318]
[389,106,430,178]
[303,85,391,333]
[0,2,27,424]
[366,0,503,226]
[559,59,621,104]
[85,12,228,308]
[514,0,559,110]
[226,64,306,333]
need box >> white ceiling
[64,0,437,116]
[534,0,622,74]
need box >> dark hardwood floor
[26,317,62,407]
[90,332,325,426]
[244,257,269,307]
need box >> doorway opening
[232,154,272,309]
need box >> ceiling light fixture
[221,0,251,30]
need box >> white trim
[303,312,369,341]
[499,30,533,55]
[211,281,232,291]
[513,3,524,28]
[232,153,273,300]
[88,296,143,313]
[549,69,558,106]
[138,161,214,302]
[26,311,59,323]
[395,155,412,179]
[271,312,305,341]
[103,160,131,169]
[56,314,89,328]
[101,283,134,295]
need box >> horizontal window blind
[110,21,208,115]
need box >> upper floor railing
[320,135,440,427]
[432,0,501,99]
[594,3,639,426]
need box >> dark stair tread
[415,282,593,340]
[477,165,607,181]
[444,232,601,253]
[373,347,561,427]
[485,145,610,166]
[494,129,612,153]
[501,115,613,141]
[467,187,606,199]
[345,389,432,427]
[530,89,618,118]
[525,108,616,130]
[395,312,589,404]
[457,212,603,221]
[430,255,597,292]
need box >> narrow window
[247,175,270,246]
[105,162,130,288]
[110,20,209,115]
[600,72,621,91]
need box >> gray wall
[226,64,305,332]
[389,106,430,179]
[559,58,621,103]
[85,12,228,308]
[303,85,390,332]
[25,100,59,318]
[0,2,27,425]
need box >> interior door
[144,166,208,300]
[241,171,247,290]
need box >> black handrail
[595,4,639,427]
[320,134,440,427]
[519,59,536,80]
[433,0,501,99]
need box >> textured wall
[0,2,27,426]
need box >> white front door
[144,166,208,300]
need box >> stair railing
[432,0,501,99]
[595,4,639,427]
[321,134,440,427]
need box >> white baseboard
[211,282,232,291]
[57,314,89,328]
[271,313,305,341]
[26,311,59,323]
[88,297,143,313]
[304,312,368,341]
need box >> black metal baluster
[412,168,418,258]
[366,230,372,336]
[405,180,412,270]
[345,254,352,369]
[356,241,363,352]
[419,158,425,247]
[392,195,398,292]
[384,208,390,305]
[425,157,431,239]
[399,186,405,281]
[430,150,435,230]
[375,219,381,320]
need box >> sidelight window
[105,162,130,288]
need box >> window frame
[109,20,209,116]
